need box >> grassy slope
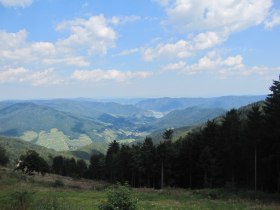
[0,136,79,166]
[0,167,279,210]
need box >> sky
[0,0,280,99]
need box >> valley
[0,96,264,153]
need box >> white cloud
[0,0,32,8]
[182,53,244,75]
[42,56,89,67]
[56,15,116,56]
[142,31,224,61]
[0,67,63,86]
[143,40,193,61]
[71,69,152,82]
[0,15,118,69]
[147,1,274,62]
[265,10,280,29]
[163,61,187,71]
[117,48,139,56]
[21,69,64,86]
[193,31,224,50]
[177,52,279,78]
[160,0,272,33]
[0,30,27,49]
[0,67,27,83]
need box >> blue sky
[0,0,280,99]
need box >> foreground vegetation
[0,167,280,210]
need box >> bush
[10,191,34,210]
[53,179,64,188]
[99,182,137,210]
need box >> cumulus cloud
[0,67,63,86]
[0,0,32,8]
[162,61,187,71]
[56,15,116,56]
[182,53,244,75]
[265,10,280,29]
[142,31,224,61]
[71,69,152,82]
[143,40,193,61]
[147,0,274,62]
[0,15,118,69]
[0,67,27,83]
[159,0,272,33]
[174,52,278,78]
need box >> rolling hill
[150,106,226,130]
[148,100,265,144]
[0,102,148,151]
[0,96,265,153]
[136,96,266,112]
[0,136,74,166]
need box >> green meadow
[0,167,279,210]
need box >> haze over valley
[0,95,264,152]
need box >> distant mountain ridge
[136,95,266,112]
[0,95,264,152]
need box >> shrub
[53,179,64,188]
[99,182,137,210]
[10,191,34,210]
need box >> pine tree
[246,105,263,191]
[106,140,120,182]
[263,78,280,192]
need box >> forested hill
[0,96,264,152]
[0,81,278,194]
[82,80,280,193]
[136,95,265,112]
[151,106,226,130]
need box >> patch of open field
[0,167,279,210]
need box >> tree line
[1,79,279,192]
[81,79,280,192]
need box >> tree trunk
[254,145,257,192]
[204,171,208,188]
[161,160,164,189]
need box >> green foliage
[0,136,76,166]
[16,150,49,176]
[76,159,87,178]
[0,146,9,166]
[162,128,174,141]
[9,190,34,210]
[99,182,137,210]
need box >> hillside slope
[0,103,146,151]
[151,107,226,130]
